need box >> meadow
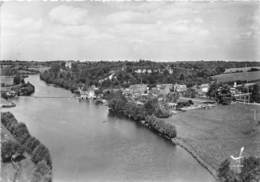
[166,103,260,170]
[212,71,260,83]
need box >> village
[73,64,259,117]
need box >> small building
[200,83,210,93]
[173,84,187,93]
[65,61,73,69]
[234,93,251,103]
[88,89,96,99]
[129,84,148,95]
[157,84,173,96]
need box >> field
[224,67,260,73]
[165,103,260,171]
[212,70,260,83]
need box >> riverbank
[108,96,220,180]
[1,112,52,182]
[165,103,260,180]
[39,76,219,180]
[172,138,218,179]
[1,82,35,99]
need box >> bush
[145,115,177,138]
[24,137,41,154]
[1,112,52,168]
[218,157,260,182]
[240,156,260,182]
[13,74,24,85]
[144,98,170,118]
[32,144,52,168]
[1,141,24,163]
[13,122,31,144]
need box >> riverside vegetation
[39,60,260,92]
[218,157,260,182]
[1,112,52,182]
[1,74,35,99]
[108,92,177,139]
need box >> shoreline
[1,112,52,182]
[171,138,218,181]
[39,75,219,180]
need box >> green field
[212,71,260,83]
[165,103,260,170]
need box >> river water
[3,75,214,182]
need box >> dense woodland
[38,60,260,91]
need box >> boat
[2,102,16,108]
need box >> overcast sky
[1,1,259,61]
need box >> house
[196,83,210,97]
[65,61,73,69]
[88,89,96,99]
[129,84,148,95]
[156,84,173,96]
[200,83,210,93]
[173,84,187,93]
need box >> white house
[200,83,210,93]
[65,61,73,69]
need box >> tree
[184,88,196,98]
[166,92,179,102]
[108,92,127,115]
[144,98,159,115]
[13,74,24,85]
[216,85,232,105]
[215,66,225,74]
[251,84,260,103]
[207,82,220,98]
[179,73,185,81]
[1,141,24,163]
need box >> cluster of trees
[108,92,170,120]
[207,82,260,104]
[39,60,260,92]
[14,82,35,96]
[0,61,40,76]
[176,100,194,109]
[1,82,35,99]
[13,74,25,85]
[251,84,260,103]
[32,160,52,182]
[1,112,52,169]
[108,92,177,139]
[108,91,146,121]
[218,156,260,182]
[1,140,25,163]
[144,98,171,118]
[207,83,233,105]
[145,115,177,138]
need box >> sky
[0,1,259,62]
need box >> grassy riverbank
[165,103,260,179]
[1,112,52,182]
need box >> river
[2,75,214,182]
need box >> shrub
[24,137,41,154]
[1,141,24,163]
[145,115,177,138]
[13,122,31,144]
[218,157,260,182]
